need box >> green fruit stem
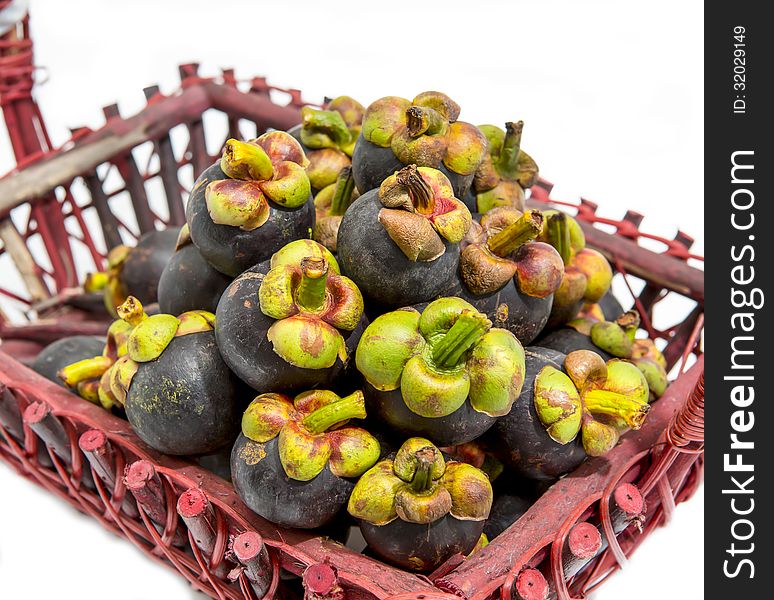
[583,389,650,429]
[410,447,438,493]
[406,106,446,138]
[296,257,329,312]
[329,167,356,217]
[546,212,573,265]
[487,210,544,257]
[302,391,367,434]
[432,310,491,368]
[496,121,524,178]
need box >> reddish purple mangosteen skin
[231,435,354,529]
[363,383,496,447]
[359,515,484,572]
[124,332,242,456]
[485,346,586,481]
[336,189,460,310]
[120,228,180,305]
[30,336,106,385]
[157,242,232,315]
[214,261,367,393]
[351,134,475,199]
[186,162,316,277]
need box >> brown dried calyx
[377,165,472,262]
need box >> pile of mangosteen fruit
[38,92,669,573]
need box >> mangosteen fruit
[451,207,564,344]
[487,348,651,480]
[157,225,232,314]
[231,389,380,529]
[186,133,315,277]
[352,92,487,197]
[348,438,492,572]
[463,121,539,214]
[99,304,242,455]
[355,297,525,446]
[313,166,358,253]
[538,212,614,330]
[288,96,365,192]
[92,228,180,314]
[216,239,366,393]
[337,165,472,309]
[32,335,105,385]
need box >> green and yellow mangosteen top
[459,207,564,297]
[361,91,487,177]
[313,166,358,252]
[348,437,493,526]
[300,96,364,190]
[57,295,152,409]
[239,389,380,481]
[472,121,539,213]
[356,297,525,418]
[205,131,312,231]
[567,310,669,399]
[258,239,364,370]
[533,349,651,456]
[540,211,613,306]
[377,165,472,262]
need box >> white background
[0,1,703,598]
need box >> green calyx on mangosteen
[540,211,613,329]
[186,132,315,276]
[313,166,358,252]
[542,310,669,400]
[260,253,363,370]
[469,121,539,214]
[297,96,365,191]
[57,296,149,409]
[348,437,492,571]
[231,388,379,528]
[353,92,487,197]
[336,165,472,309]
[355,297,525,445]
[215,239,367,392]
[533,349,651,456]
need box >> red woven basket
[0,15,704,600]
